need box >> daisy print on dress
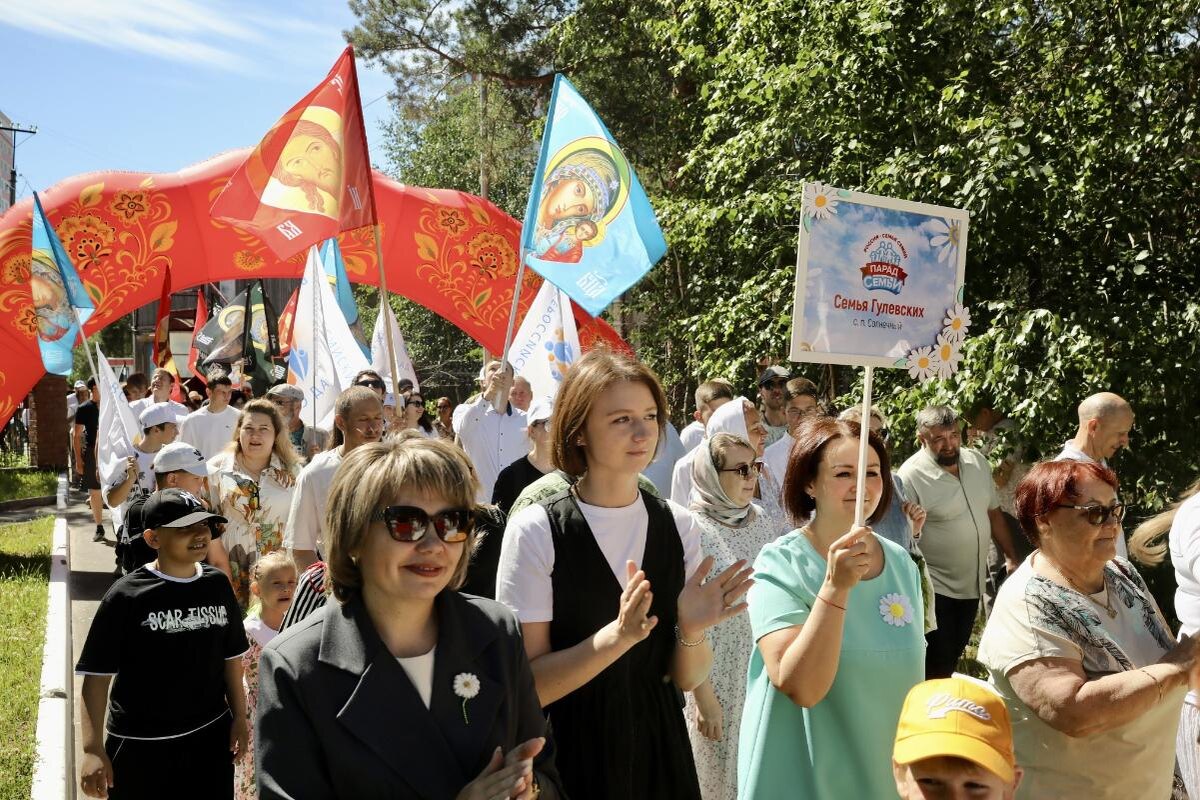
[879,593,914,627]
[454,672,481,724]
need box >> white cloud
[0,0,348,74]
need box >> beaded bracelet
[675,625,707,647]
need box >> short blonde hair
[325,434,480,602]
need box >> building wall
[29,374,69,469]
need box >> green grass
[0,516,52,800]
[0,470,58,502]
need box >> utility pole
[0,120,37,209]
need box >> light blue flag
[30,193,95,375]
[521,74,667,316]
[319,238,358,325]
[319,238,370,358]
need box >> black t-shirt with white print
[75,563,248,739]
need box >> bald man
[1056,392,1134,557]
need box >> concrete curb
[0,496,55,513]
[31,515,73,800]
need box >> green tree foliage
[353,0,1200,532]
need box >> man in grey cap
[757,365,792,447]
[266,383,329,465]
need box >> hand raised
[676,556,754,636]
[825,526,873,592]
[614,560,657,645]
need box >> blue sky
[0,0,397,201]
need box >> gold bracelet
[1139,667,1163,703]
[675,625,707,647]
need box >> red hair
[1014,460,1119,545]
[782,417,893,525]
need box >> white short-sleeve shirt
[496,495,704,623]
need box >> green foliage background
[348,0,1200,556]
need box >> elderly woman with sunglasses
[978,459,1200,799]
[684,433,782,800]
[257,434,563,800]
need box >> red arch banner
[0,149,629,428]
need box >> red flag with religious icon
[276,286,300,358]
[210,47,375,260]
[186,287,209,384]
[152,269,174,370]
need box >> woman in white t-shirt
[495,349,754,800]
[978,459,1200,799]
[1130,477,1200,798]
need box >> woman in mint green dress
[737,417,926,799]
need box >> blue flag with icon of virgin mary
[30,192,95,375]
[521,75,667,316]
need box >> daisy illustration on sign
[788,184,969,373]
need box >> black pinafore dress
[541,488,702,800]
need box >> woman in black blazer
[256,434,562,799]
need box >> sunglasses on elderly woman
[719,461,765,479]
[371,505,474,543]
[1057,502,1126,526]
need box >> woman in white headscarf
[684,432,783,800]
[705,396,788,533]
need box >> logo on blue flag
[521,75,666,316]
[30,193,95,375]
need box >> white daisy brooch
[879,593,914,627]
[453,672,481,724]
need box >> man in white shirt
[762,377,821,484]
[1055,392,1134,558]
[456,360,529,503]
[178,375,240,460]
[679,378,735,454]
[130,367,189,421]
[285,387,384,571]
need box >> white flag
[370,299,420,392]
[96,345,141,487]
[506,280,580,400]
[287,246,371,430]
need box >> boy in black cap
[76,489,248,799]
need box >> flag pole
[311,250,319,433]
[852,365,875,528]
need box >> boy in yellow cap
[893,675,1023,799]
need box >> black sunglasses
[719,461,764,479]
[357,379,385,390]
[406,398,425,407]
[371,505,474,543]
[1057,503,1125,526]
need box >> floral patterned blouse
[207,451,297,609]
[235,617,280,800]
[979,555,1186,800]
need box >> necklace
[1038,553,1117,619]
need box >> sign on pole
[789,183,972,526]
